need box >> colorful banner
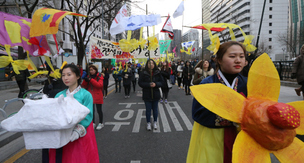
[30,8,86,37]
[90,37,160,59]
[0,12,50,56]
[159,40,172,54]
[89,36,123,59]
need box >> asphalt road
[1,82,303,163]
[8,83,195,163]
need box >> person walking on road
[177,61,184,89]
[188,41,248,163]
[182,61,194,95]
[192,59,215,85]
[292,44,304,100]
[160,61,171,104]
[81,64,104,130]
[170,61,177,85]
[48,64,99,163]
[102,67,109,98]
[131,63,137,92]
[113,67,122,93]
[9,68,31,98]
[122,63,133,98]
[138,59,165,131]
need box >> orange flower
[190,53,304,162]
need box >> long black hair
[144,59,158,72]
[61,64,82,86]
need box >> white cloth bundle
[1,94,90,149]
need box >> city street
[0,82,303,163]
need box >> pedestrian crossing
[105,101,193,133]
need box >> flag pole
[181,0,184,61]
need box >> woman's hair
[61,64,82,86]
[161,61,170,72]
[215,41,247,72]
[89,65,98,74]
[202,59,212,71]
[185,60,190,66]
[144,59,158,72]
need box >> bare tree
[255,40,272,56]
[40,0,132,65]
[277,29,304,59]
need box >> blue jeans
[170,75,176,85]
[144,100,159,123]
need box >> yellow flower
[190,53,304,162]
[147,36,159,51]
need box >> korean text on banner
[130,45,160,58]
[89,37,123,59]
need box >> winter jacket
[81,72,104,104]
[193,67,214,85]
[122,68,133,86]
[138,69,165,101]
[103,72,109,86]
[292,54,304,84]
[177,65,184,78]
[160,68,171,89]
[113,70,122,81]
[182,66,194,82]
[43,78,67,98]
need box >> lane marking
[166,101,193,130]
[119,103,137,108]
[158,104,171,132]
[4,148,29,163]
[132,109,145,133]
[105,122,130,131]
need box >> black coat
[182,66,194,81]
[160,68,171,89]
[43,78,67,98]
[138,69,165,101]
[122,68,133,86]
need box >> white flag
[173,1,184,18]
[110,4,128,36]
[160,15,174,39]
[181,41,195,49]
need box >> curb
[280,81,300,88]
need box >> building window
[269,30,272,34]
[269,22,272,26]
[269,46,272,49]
[269,15,272,19]
[269,38,272,41]
[269,0,272,3]
[269,7,272,11]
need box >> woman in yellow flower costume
[187,41,248,163]
[188,43,304,162]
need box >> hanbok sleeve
[78,90,93,128]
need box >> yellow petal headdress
[191,23,257,54]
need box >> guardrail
[273,61,294,80]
